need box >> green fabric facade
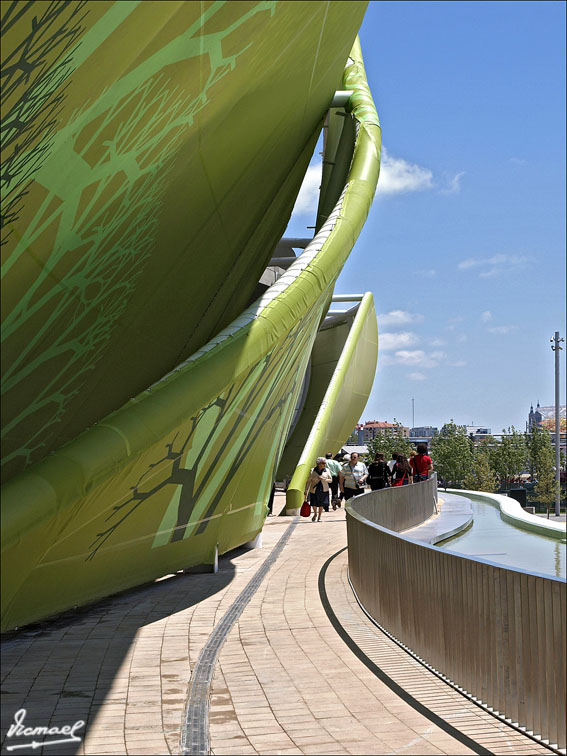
[1,0,367,481]
[1,3,380,631]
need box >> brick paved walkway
[0,497,555,756]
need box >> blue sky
[286,0,566,433]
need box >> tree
[476,434,500,470]
[527,428,557,511]
[491,427,527,490]
[464,451,498,492]
[527,426,552,479]
[430,421,473,488]
[534,442,556,511]
[366,421,412,462]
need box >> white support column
[244,532,263,550]
[285,507,300,516]
[331,90,354,107]
[183,543,218,574]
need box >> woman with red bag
[304,457,332,521]
[391,453,412,486]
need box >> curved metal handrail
[346,482,566,751]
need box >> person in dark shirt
[367,453,390,490]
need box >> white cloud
[292,162,321,215]
[297,148,462,214]
[376,148,465,199]
[429,338,446,347]
[392,350,422,365]
[376,148,433,196]
[481,311,493,322]
[298,148,462,213]
[458,254,531,277]
[439,171,465,195]
[456,333,468,344]
[487,325,518,335]
[379,332,418,351]
[448,360,467,367]
[378,310,424,327]
[408,372,427,381]
[392,350,445,368]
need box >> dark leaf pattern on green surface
[1,0,88,246]
[85,312,318,560]
[2,1,277,479]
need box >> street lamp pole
[551,332,564,516]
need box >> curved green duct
[285,292,378,512]
[277,317,353,483]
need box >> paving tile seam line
[179,518,300,756]
[344,563,563,756]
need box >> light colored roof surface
[342,445,368,454]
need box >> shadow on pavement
[1,547,249,755]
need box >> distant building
[527,402,567,462]
[527,402,566,434]
[410,426,438,439]
[440,423,491,440]
[361,420,409,442]
[527,402,544,431]
[465,426,491,439]
[348,420,410,445]
[347,425,364,444]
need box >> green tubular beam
[1,32,380,631]
[282,36,381,510]
[285,292,378,512]
[316,110,356,233]
[276,317,352,483]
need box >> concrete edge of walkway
[446,489,567,539]
[401,493,473,545]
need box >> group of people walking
[304,451,368,521]
[304,444,433,521]
[367,444,433,489]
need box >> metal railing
[352,474,438,532]
[346,478,566,750]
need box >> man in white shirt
[339,452,368,501]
